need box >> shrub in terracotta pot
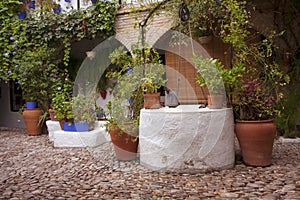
[194,57,238,109]
[105,100,139,161]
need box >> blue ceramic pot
[75,122,89,132]
[26,102,37,109]
[18,12,26,20]
[53,4,62,14]
[64,122,76,132]
[29,1,35,9]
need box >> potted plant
[10,43,62,135]
[193,56,244,109]
[141,63,166,109]
[105,99,139,161]
[52,83,74,130]
[104,42,166,160]
[233,64,289,166]
[196,0,290,166]
[194,57,228,109]
[72,92,97,132]
[107,44,166,111]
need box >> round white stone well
[139,105,235,173]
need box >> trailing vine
[1,0,118,79]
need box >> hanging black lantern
[179,2,190,22]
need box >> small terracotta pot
[144,92,161,109]
[48,109,58,121]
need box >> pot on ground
[109,127,138,161]
[235,119,276,166]
[23,108,43,136]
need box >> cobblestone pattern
[0,128,299,199]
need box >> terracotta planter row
[23,99,276,166]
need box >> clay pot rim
[236,119,274,123]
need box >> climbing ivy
[0,0,118,81]
[0,0,118,113]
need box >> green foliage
[275,60,300,138]
[9,43,63,111]
[73,92,97,131]
[0,0,117,114]
[194,57,226,95]
[1,0,117,74]
[108,44,166,95]
[220,0,251,51]
[105,43,166,134]
[51,79,74,121]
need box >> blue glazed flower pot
[75,122,89,132]
[29,1,35,9]
[64,122,76,132]
[18,12,26,20]
[53,4,62,14]
[65,0,71,2]
[26,102,37,109]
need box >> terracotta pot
[22,108,43,136]
[144,92,161,109]
[59,120,65,130]
[48,109,58,121]
[207,95,224,109]
[235,119,276,166]
[110,128,138,161]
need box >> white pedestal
[139,105,235,173]
[53,121,110,147]
[46,120,61,141]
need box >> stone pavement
[0,127,299,200]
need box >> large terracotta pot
[144,92,161,109]
[207,95,224,109]
[110,128,138,161]
[22,108,43,136]
[235,119,276,166]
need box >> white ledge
[53,121,110,148]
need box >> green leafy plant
[194,57,225,95]
[73,92,97,131]
[107,44,166,120]
[6,43,62,112]
[52,80,74,121]
[105,42,165,139]
[0,0,117,85]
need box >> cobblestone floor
[0,128,299,200]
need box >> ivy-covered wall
[0,0,118,128]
